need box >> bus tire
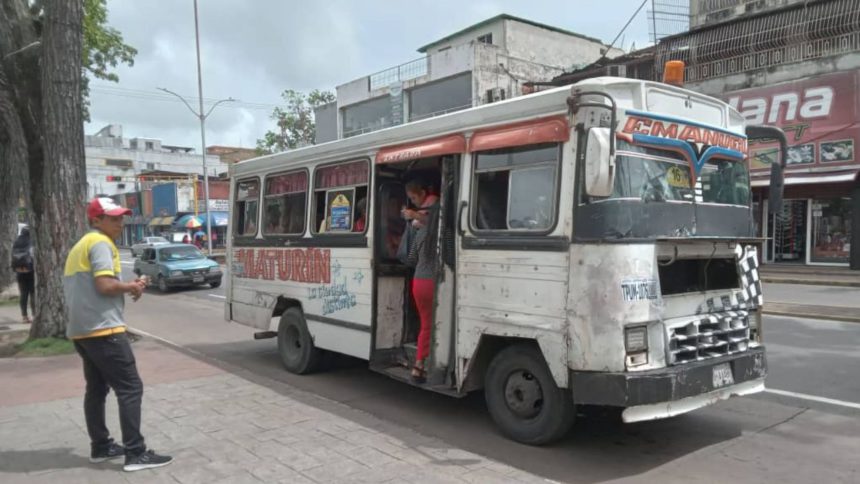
[484,344,575,445]
[277,308,322,375]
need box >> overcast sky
[86,0,656,151]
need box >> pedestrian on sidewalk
[10,226,35,323]
[63,197,173,472]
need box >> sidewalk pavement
[0,330,547,483]
[760,264,860,287]
[762,282,860,323]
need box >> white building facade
[85,124,225,198]
[316,14,623,142]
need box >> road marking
[121,261,135,266]
[208,294,226,300]
[765,388,860,410]
[128,327,191,356]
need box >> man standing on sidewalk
[64,197,173,472]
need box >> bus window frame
[261,168,310,237]
[310,158,371,238]
[468,143,563,237]
[233,176,262,239]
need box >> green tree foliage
[81,0,137,119]
[257,89,335,154]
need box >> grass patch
[16,337,75,357]
[0,298,19,307]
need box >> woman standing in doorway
[402,178,439,383]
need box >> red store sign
[722,70,859,172]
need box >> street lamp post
[157,0,234,255]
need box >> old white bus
[225,71,787,444]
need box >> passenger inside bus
[475,174,507,230]
[402,177,440,384]
[382,196,406,259]
[353,197,367,232]
[265,204,281,233]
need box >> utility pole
[158,0,235,254]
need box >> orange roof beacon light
[663,60,685,87]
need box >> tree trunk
[29,0,87,339]
[0,0,37,292]
[0,69,28,290]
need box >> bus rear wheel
[277,308,322,374]
[484,344,575,445]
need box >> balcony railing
[656,0,860,82]
[368,56,428,91]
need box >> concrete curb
[762,307,860,324]
[762,277,860,288]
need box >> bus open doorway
[369,153,460,395]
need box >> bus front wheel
[277,308,322,374]
[484,344,575,445]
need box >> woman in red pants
[402,179,439,383]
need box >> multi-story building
[86,124,232,247]
[549,0,860,268]
[689,0,808,28]
[85,124,226,199]
[315,14,623,142]
[207,145,259,164]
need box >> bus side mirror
[584,127,615,197]
[745,125,787,215]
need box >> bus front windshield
[610,140,750,207]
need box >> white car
[131,236,170,257]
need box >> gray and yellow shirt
[63,230,126,339]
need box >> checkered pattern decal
[694,244,762,315]
[736,244,763,307]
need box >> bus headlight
[625,325,649,367]
[625,326,648,352]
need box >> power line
[596,0,650,64]
[89,84,281,111]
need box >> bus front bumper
[570,347,766,423]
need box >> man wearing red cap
[63,197,173,472]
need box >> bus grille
[667,311,750,365]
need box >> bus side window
[263,170,308,236]
[472,143,560,232]
[234,178,260,236]
[312,160,369,234]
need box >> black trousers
[15,271,34,317]
[73,332,146,456]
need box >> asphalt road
[119,251,860,483]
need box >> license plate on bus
[712,363,734,389]
[192,275,204,283]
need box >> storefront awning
[148,216,176,226]
[211,212,229,227]
[751,169,859,187]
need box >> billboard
[723,70,859,173]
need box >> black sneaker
[123,449,174,472]
[89,442,125,463]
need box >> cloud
[86,0,655,149]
